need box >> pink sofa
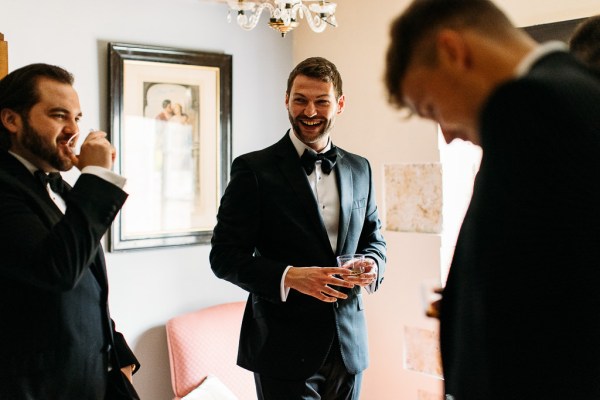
[166,301,256,400]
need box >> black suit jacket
[0,151,139,399]
[210,133,386,380]
[440,52,600,399]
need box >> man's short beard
[21,116,71,171]
[288,113,333,145]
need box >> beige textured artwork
[385,163,443,233]
[404,326,443,378]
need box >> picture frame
[107,42,232,251]
[523,17,587,42]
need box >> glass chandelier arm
[226,0,338,35]
[295,3,334,33]
[227,1,276,31]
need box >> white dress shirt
[280,130,341,301]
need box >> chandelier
[226,0,338,37]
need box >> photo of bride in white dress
[124,82,203,235]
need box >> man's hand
[339,258,377,288]
[120,364,135,383]
[284,266,355,303]
[425,287,443,319]
[71,131,116,170]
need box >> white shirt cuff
[280,265,293,302]
[81,166,126,189]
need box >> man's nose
[64,118,79,134]
[303,102,317,118]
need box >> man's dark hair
[384,0,515,110]
[0,63,74,148]
[286,57,343,99]
[570,15,600,71]
[162,99,172,108]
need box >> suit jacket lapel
[0,151,63,222]
[91,249,109,298]
[335,150,353,255]
[274,134,332,250]
[57,182,108,292]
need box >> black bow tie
[34,170,66,195]
[300,147,338,175]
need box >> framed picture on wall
[108,42,232,251]
[523,17,587,42]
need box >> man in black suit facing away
[0,63,139,399]
[385,1,600,399]
[210,57,386,400]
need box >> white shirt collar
[289,129,332,158]
[514,41,568,78]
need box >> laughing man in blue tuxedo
[210,57,386,400]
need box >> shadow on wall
[132,326,175,400]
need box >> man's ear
[0,108,21,134]
[285,92,290,110]
[436,29,471,71]
[336,94,346,115]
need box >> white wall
[293,0,600,399]
[1,1,291,398]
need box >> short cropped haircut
[0,63,74,148]
[286,57,343,99]
[384,0,515,109]
[570,16,600,71]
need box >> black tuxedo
[210,133,386,381]
[441,52,600,399]
[0,151,139,399]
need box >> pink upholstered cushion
[166,301,256,400]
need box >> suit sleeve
[210,157,289,301]
[0,173,127,291]
[356,159,386,291]
[112,320,141,373]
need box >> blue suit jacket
[210,133,386,380]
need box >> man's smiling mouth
[301,119,322,126]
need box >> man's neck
[289,130,332,157]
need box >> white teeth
[302,120,321,126]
